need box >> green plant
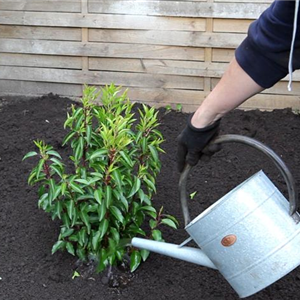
[189,191,197,200]
[72,270,80,279]
[164,104,172,114]
[23,84,178,273]
[176,104,182,112]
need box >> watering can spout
[131,237,217,270]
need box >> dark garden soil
[1,93,300,300]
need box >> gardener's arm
[191,57,263,128]
[177,0,299,172]
[176,57,263,172]
[193,0,300,129]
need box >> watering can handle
[179,134,299,226]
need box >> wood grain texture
[0,0,299,111]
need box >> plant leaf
[148,144,159,161]
[149,219,157,229]
[52,240,65,254]
[71,209,77,227]
[92,231,101,251]
[74,178,89,185]
[76,246,86,261]
[128,177,141,198]
[105,185,112,208]
[190,191,197,200]
[98,203,107,222]
[74,138,83,162]
[94,189,102,205]
[86,124,92,144]
[66,242,75,256]
[119,151,133,167]
[99,219,109,238]
[69,182,84,194]
[89,149,108,160]
[143,177,156,193]
[140,249,150,262]
[80,210,91,234]
[22,151,38,161]
[50,157,64,168]
[61,182,67,195]
[112,169,122,188]
[139,206,156,213]
[130,250,142,272]
[38,193,49,209]
[110,227,120,244]
[28,170,37,185]
[78,228,87,247]
[62,213,70,229]
[164,215,179,226]
[72,271,80,279]
[55,201,62,219]
[141,137,147,153]
[67,200,75,220]
[61,228,74,238]
[36,159,45,179]
[152,229,162,241]
[110,206,124,224]
[46,150,62,159]
[62,131,76,146]
[50,164,63,178]
[97,248,108,273]
[161,218,177,229]
[119,192,129,212]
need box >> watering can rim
[179,134,299,227]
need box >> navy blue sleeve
[235,0,300,88]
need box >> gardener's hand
[177,115,221,172]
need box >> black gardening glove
[177,115,221,172]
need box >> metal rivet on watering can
[221,234,237,247]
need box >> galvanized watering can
[132,134,300,298]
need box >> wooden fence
[0,0,299,111]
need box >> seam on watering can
[226,226,300,281]
[198,190,277,248]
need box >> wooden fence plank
[0,0,81,12]
[0,11,206,31]
[264,81,300,96]
[0,80,82,97]
[213,19,252,33]
[0,39,205,61]
[212,78,300,96]
[0,25,81,41]
[125,87,204,104]
[0,53,82,69]
[240,94,300,111]
[118,87,300,111]
[1,81,298,112]
[0,66,204,90]
[90,56,300,82]
[89,29,245,48]
[89,58,228,77]
[88,1,269,19]
[212,48,235,62]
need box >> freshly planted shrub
[23,84,178,272]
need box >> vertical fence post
[204,0,214,101]
[81,0,89,94]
